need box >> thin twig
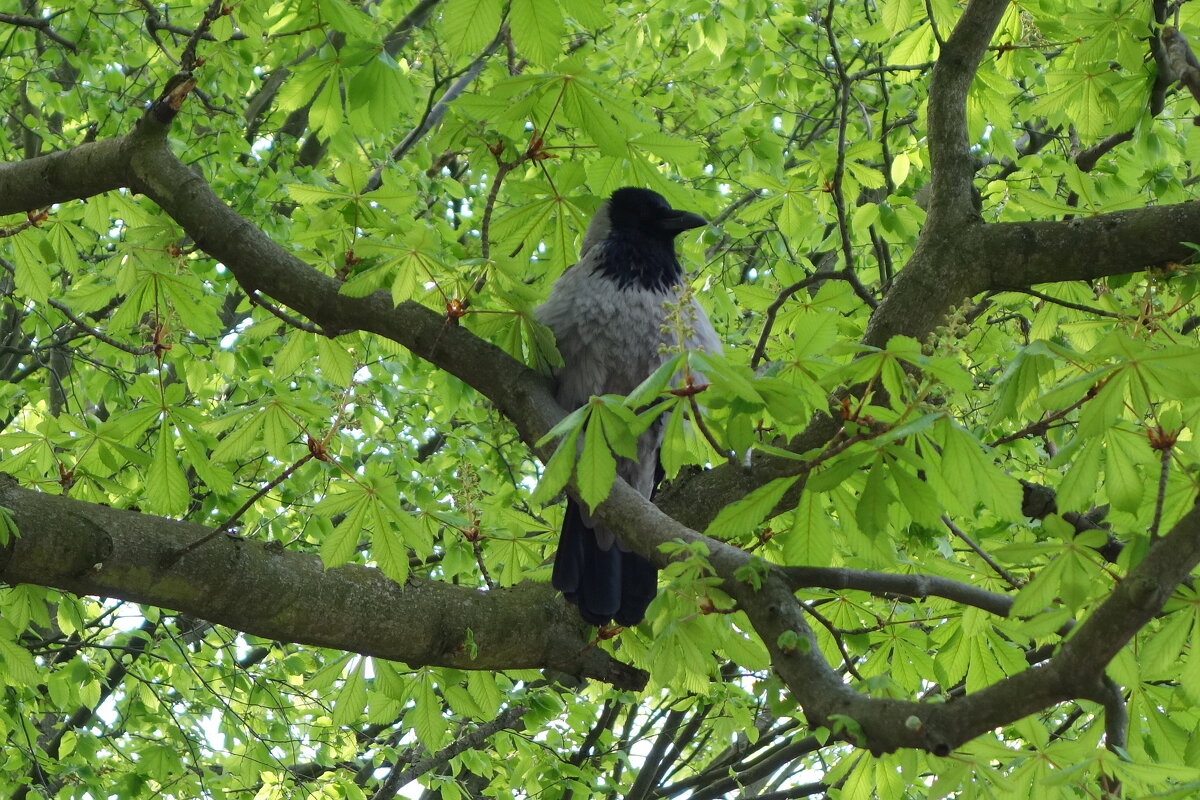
[0,209,49,238]
[988,391,1094,448]
[1019,288,1122,319]
[168,453,315,564]
[823,2,863,310]
[180,0,226,73]
[942,515,1023,588]
[248,290,324,334]
[478,159,515,264]
[750,273,827,369]
[798,599,865,680]
[370,706,527,799]
[923,0,945,47]
[687,391,733,462]
[0,11,77,51]
[840,266,878,310]
[364,28,506,194]
[47,299,156,355]
[472,538,496,589]
[846,62,935,81]
[1150,442,1173,541]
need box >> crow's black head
[591,187,706,292]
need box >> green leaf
[0,620,38,685]
[146,426,188,516]
[934,419,1022,521]
[441,0,502,56]
[887,455,941,528]
[693,351,764,404]
[597,400,642,460]
[332,658,368,726]
[372,510,412,585]
[316,336,357,386]
[881,0,916,33]
[1009,556,1063,618]
[578,407,617,512]
[704,476,798,540]
[624,354,685,409]
[784,491,832,566]
[1182,616,1200,704]
[510,0,564,65]
[536,404,591,448]
[1057,436,1102,513]
[318,0,374,38]
[1104,427,1145,513]
[0,505,19,546]
[408,673,448,750]
[887,23,935,68]
[531,428,579,505]
[791,311,840,361]
[855,456,893,537]
[561,79,628,157]
[8,231,52,304]
[322,494,368,568]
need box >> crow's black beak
[658,210,707,234]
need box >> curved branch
[592,464,1200,755]
[0,11,78,52]
[779,565,1013,617]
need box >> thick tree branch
[973,206,1200,288]
[0,478,646,689]
[924,0,1008,225]
[0,136,131,213]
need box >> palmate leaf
[370,499,413,585]
[531,428,577,506]
[927,418,1023,521]
[1182,615,1200,703]
[855,456,894,537]
[348,55,413,130]
[490,194,559,253]
[310,74,345,137]
[1103,426,1147,514]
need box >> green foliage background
[3,0,1200,797]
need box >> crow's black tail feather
[552,498,657,626]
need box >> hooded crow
[536,187,722,626]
